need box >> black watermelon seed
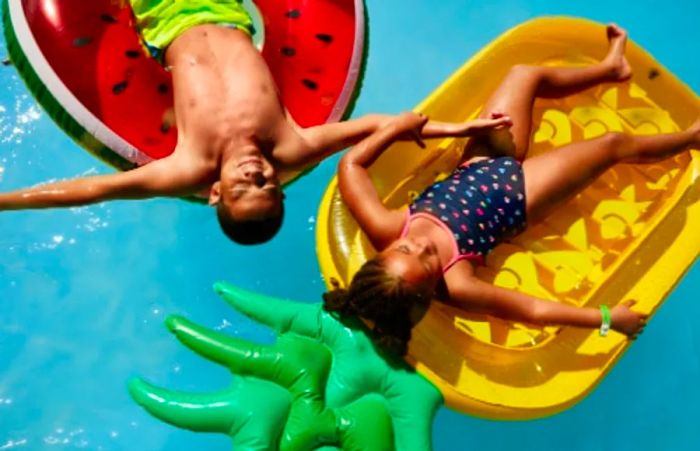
[112,81,128,94]
[73,36,93,47]
[315,34,333,43]
[285,9,301,19]
[125,50,141,59]
[144,136,160,146]
[157,83,169,94]
[302,79,318,90]
[648,68,660,80]
[100,14,118,23]
[281,47,296,57]
[160,122,171,134]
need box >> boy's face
[209,156,283,220]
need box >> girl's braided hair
[322,257,431,356]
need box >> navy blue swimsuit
[403,156,527,270]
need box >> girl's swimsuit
[129,0,255,62]
[402,156,527,272]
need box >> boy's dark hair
[322,257,431,356]
[216,202,284,245]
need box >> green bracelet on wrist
[599,305,611,337]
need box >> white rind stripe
[328,0,366,122]
[9,0,152,166]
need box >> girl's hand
[611,300,648,339]
[388,112,429,148]
[460,112,513,136]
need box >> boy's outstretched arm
[285,112,512,168]
[0,157,197,210]
[286,114,395,168]
[421,114,513,138]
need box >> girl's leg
[465,24,631,161]
[523,121,700,223]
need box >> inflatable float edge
[2,0,137,170]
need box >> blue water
[1,0,699,449]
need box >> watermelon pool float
[2,0,367,170]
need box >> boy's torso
[163,25,308,189]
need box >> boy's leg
[466,24,631,161]
[522,122,700,223]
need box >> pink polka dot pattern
[409,157,527,260]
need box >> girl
[324,24,700,356]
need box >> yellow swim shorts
[129,0,254,57]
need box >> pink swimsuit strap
[400,210,483,273]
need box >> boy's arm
[447,274,647,337]
[0,157,195,210]
[287,114,394,167]
[287,113,513,168]
[421,115,513,138]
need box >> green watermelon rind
[1,0,135,171]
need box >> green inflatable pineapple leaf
[128,282,443,450]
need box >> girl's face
[380,236,442,291]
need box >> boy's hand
[388,112,429,148]
[611,300,647,339]
[460,112,513,136]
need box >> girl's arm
[446,273,647,337]
[337,112,429,249]
[0,157,197,210]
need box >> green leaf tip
[165,314,186,333]
[212,281,228,296]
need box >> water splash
[0,94,41,145]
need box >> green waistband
[129,0,254,50]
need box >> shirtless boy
[0,0,509,244]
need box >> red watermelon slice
[2,0,367,171]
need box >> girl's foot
[603,24,632,81]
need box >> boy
[0,0,505,244]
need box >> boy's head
[209,155,284,244]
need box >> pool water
[1,0,699,449]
